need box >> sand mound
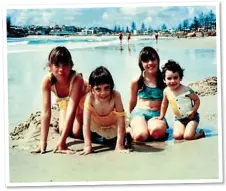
[189,76,217,96]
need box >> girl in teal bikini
[157,60,205,140]
[129,46,167,142]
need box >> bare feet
[53,144,74,154]
[31,142,47,154]
[198,129,206,138]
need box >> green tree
[131,21,136,32]
[113,25,117,32]
[7,16,11,32]
[126,26,129,33]
[141,22,146,32]
[190,17,199,31]
[182,19,189,30]
[177,23,182,31]
[161,24,167,31]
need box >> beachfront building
[81,28,94,35]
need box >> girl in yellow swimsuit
[79,66,129,155]
[158,60,205,140]
[31,46,87,154]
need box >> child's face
[50,62,71,80]
[141,55,158,74]
[164,70,181,90]
[92,84,111,100]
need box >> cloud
[102,12,108,20]
[120,7,137,16]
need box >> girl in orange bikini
[79,66,129,155]
[31,46,87,154]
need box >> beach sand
[7,76,221,184]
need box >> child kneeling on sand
[157,60,205,140]
[79,66,129,155]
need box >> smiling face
[141,55,159,74]
[92,83,111,101]
[164,70,181,90]
[139,47,160,75]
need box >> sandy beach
[7,75,221,184]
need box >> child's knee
[72,126,81,138]
[149,124,166,140]
[133,131,149,142]
[183,134,193,140]
[173,133,183,140]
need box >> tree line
[113,10,216,33]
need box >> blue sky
[7,6,216,30]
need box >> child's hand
[115,145,130,154]
[31,142,47,154]
[187,111,195,119]
[153,116,163,120]
[79,146,93,155]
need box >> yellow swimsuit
[81,101,126,139]
[168,88,194,119]
[50,74,77,110]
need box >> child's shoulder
[130,75,140,87]
[131,75,140,82]
[41,74,52,89]
[181,84,194,93]
[112,90,121,98]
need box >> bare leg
[184,121,205,140]
[58,109,66,134]
[148,119,167,140]
[173,121,185,140]
[71,107,83,139]
[115,117,129,153]
[130,116,149,142]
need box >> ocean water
[7,36,217,132]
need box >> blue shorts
[130,107,168,127]
[175,112,200,126]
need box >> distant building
[81,28,94,35]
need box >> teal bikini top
[137,84,163,101]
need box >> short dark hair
[161,60,184,80]
[89,66,115,94]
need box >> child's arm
[31,76,51,153]
[114,91,129,153]
[80,93,92,155]
[56,75,84,149]
[129,78,138,113]
[158,89,169,120]
[187,92,200,119]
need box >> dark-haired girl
[129,46,167,142]
[79,66,129,155]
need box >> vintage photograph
[4,1,222,186]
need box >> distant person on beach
[127,32,131,44]
[119,31,123,45]
[128,46,168,142]
[154,32,158,42]
[157,60,205,140]
[79,66,129,155]
[31,46,87,154]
